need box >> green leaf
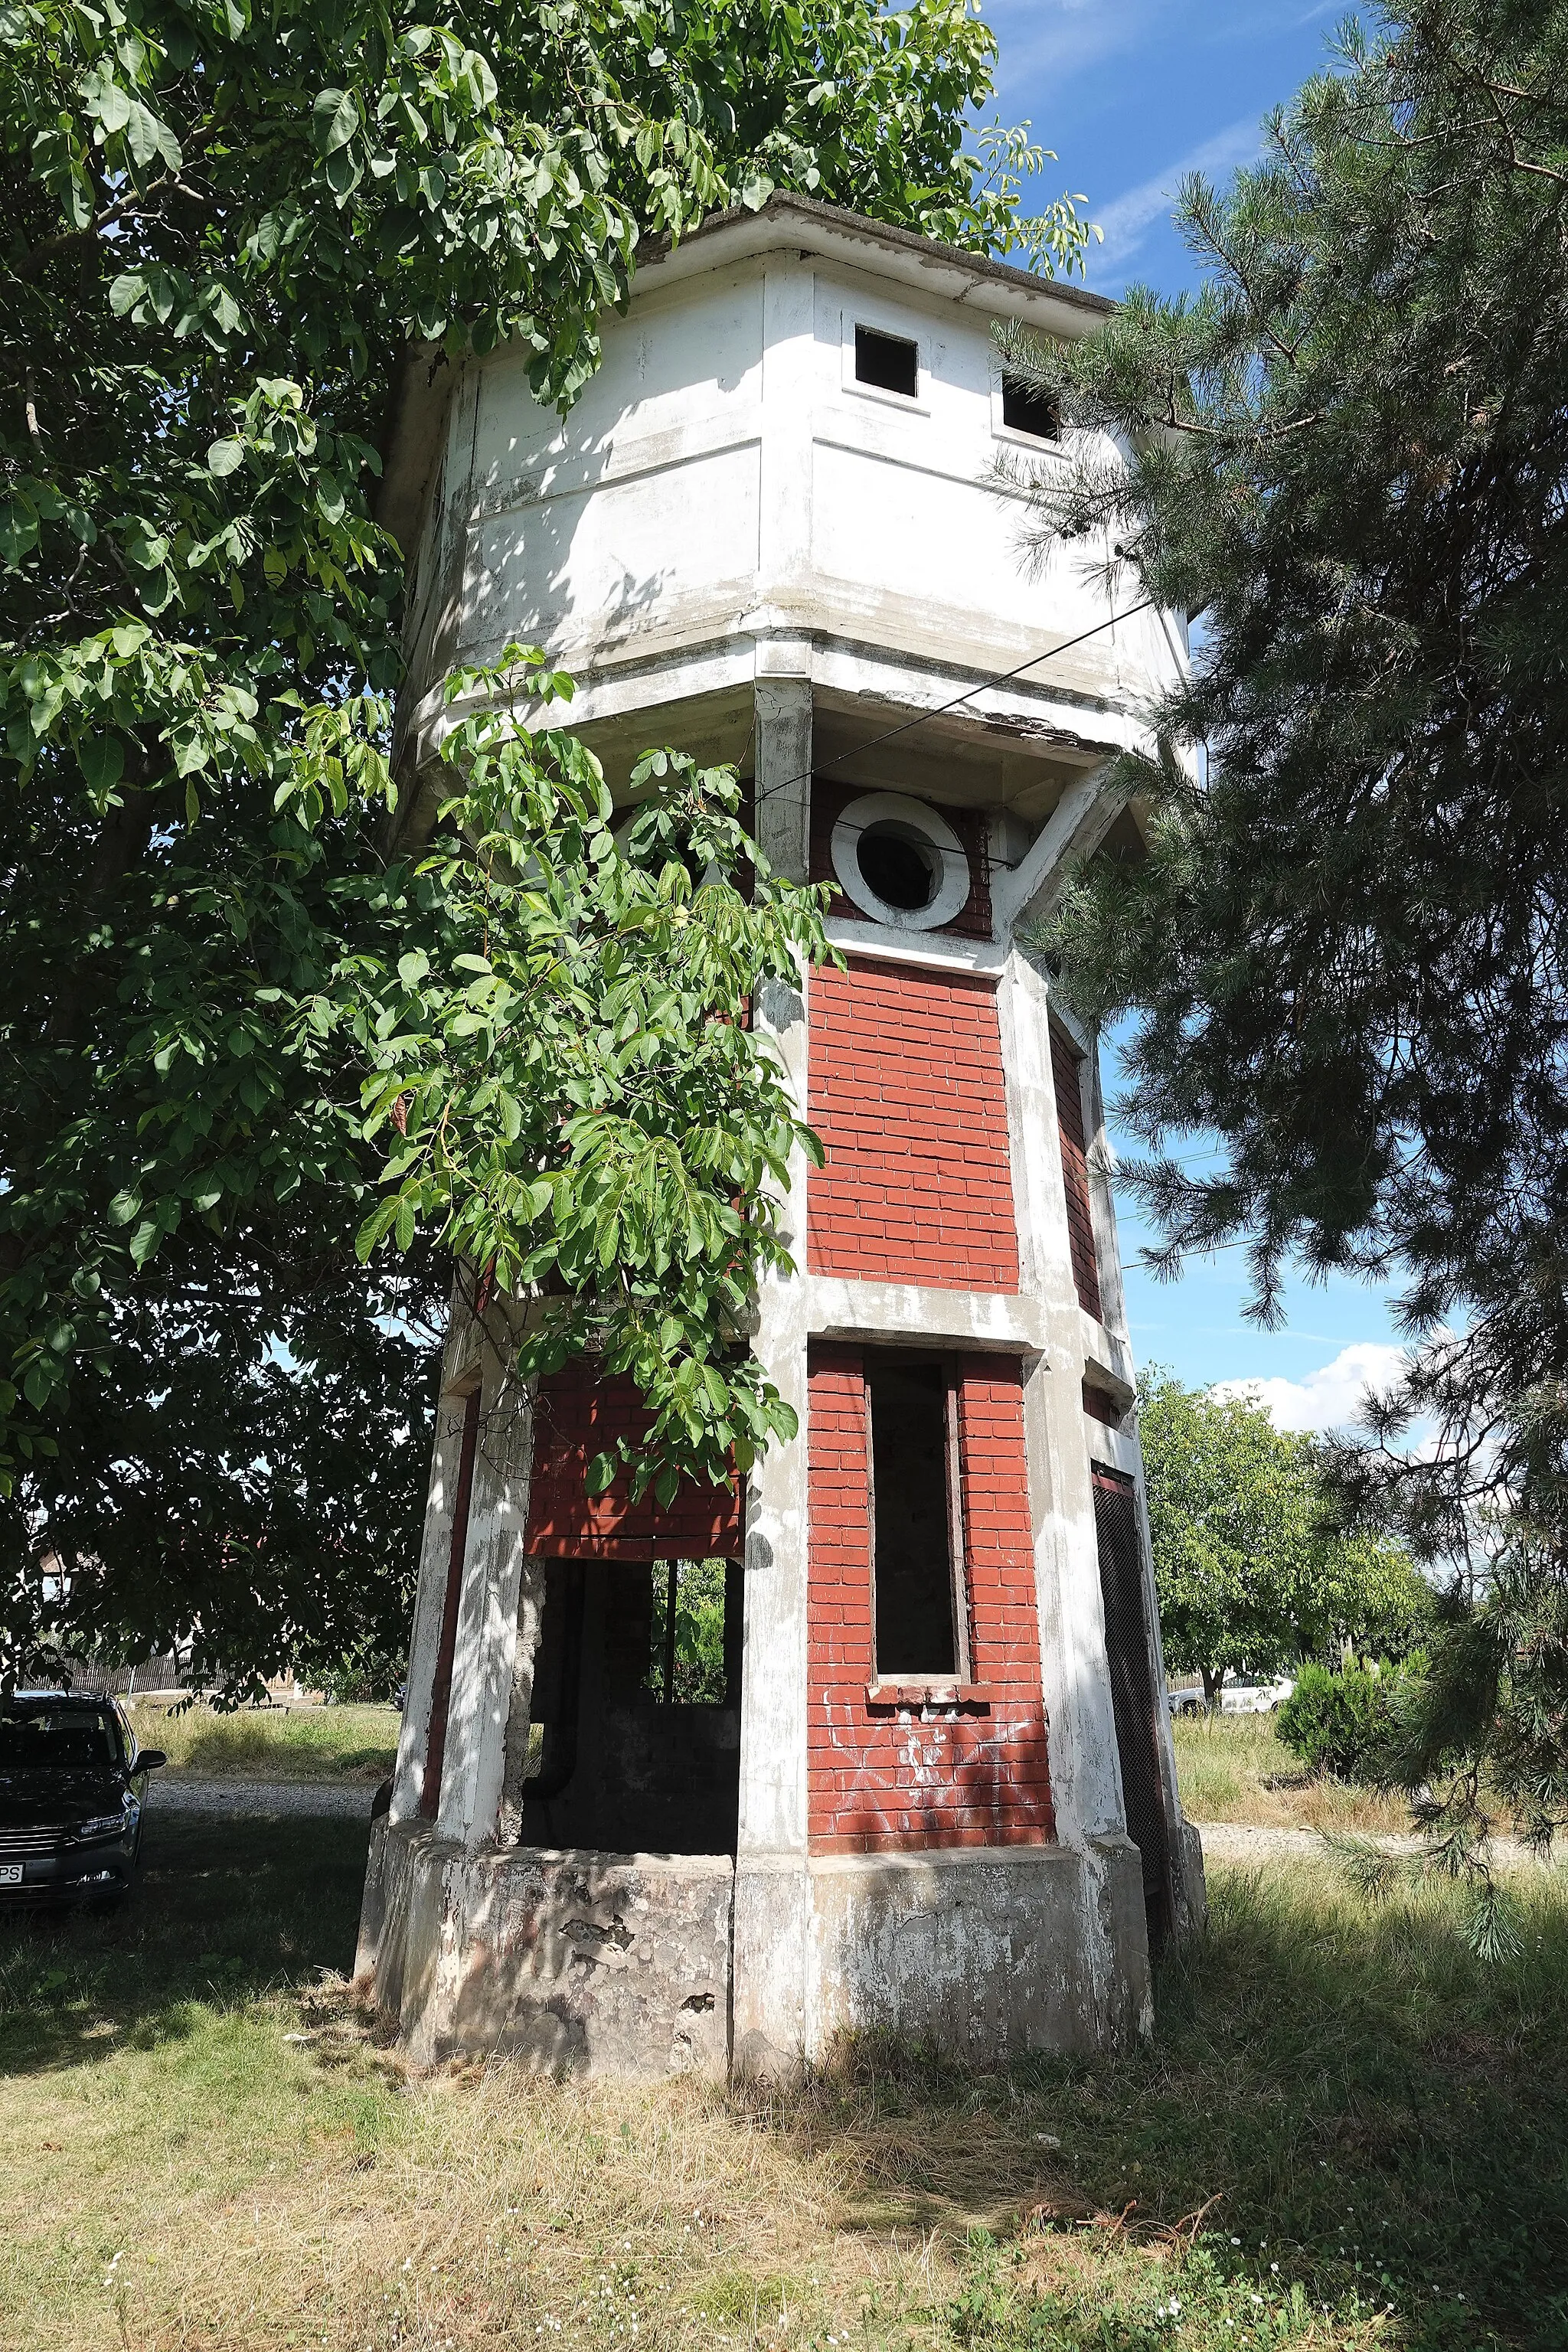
[585,1449,619,1498]
[128,1220,162,1269]
[77,734,125,795]
[207,438,245,477]
[312,87,360,155]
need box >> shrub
[1277,1662,1399,1781]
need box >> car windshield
[0,1707,122,1770]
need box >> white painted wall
[400,225,1183,740]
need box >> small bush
[1276,1662,1397,1781]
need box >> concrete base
[358,1821,1194,2076]
[356,1819,733,2077]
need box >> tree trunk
[1200,1665,1225,1709]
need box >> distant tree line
[1138,1370,1432,1705]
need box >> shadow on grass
[0,1810,371,2078]
[740,1861,1568,2352]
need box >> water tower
[355,195,1204,2076]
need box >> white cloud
[1213,1342,1408,1436]
[1092,115,1263,269]
[983,0,1159,92]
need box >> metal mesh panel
[1092,1465,1171,1948]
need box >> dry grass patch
[5,1815,1568,2350]
[124,1697,401,1782]
[1170,1709,1411,1834]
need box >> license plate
[0,1864,21,1886]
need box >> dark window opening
[523,1557,743,1854]
[869,1357,967,1677]
[855,325,919,400]
[1001,373,1061,441]
[857,821,938,912]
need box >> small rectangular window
[867,1356,967,1677]
[1001,373,1060,441]
[855,325,919,400]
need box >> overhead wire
[746,593,1160,824]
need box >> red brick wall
[806,1345,1054,1853]
[524,1362,743,1560]
[1050,1024,1103,1321]
[807,959,1020,1291]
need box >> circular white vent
[830,792,971,931]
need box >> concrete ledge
[805,1276,1044,1354]
[361,1829,1166,2076]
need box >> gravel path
[1194,1819,1562,1871]
[149,1777,377,1819]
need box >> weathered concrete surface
[802,1841,1150,2066]
[358,1821,733,2078]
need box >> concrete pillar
[733,665,814,2073]
[995,948,1150,2033]
[387,1282,483,1824]
[1080,1049,1193,1909]
[497,1557,547,1847]
[432,1315,537,1850]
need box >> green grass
[4,1814,1567,2350]
[123,1696,401,1782]
[1169,1707,1412,1834]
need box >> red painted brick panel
[524,1362,743,1560]
[806,1348,1053,1853]
[1050,1025,1103,1321]
[807,960,1020,1291]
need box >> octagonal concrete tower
[355,196,1204,2077]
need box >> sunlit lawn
[4,1801,1566,2350]
[123,1697,401,1783]
[1169,1707,1413,1835]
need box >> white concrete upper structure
[383,193,1187,856]
[358,197,1204,2077]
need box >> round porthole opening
[856,822,939,913]
[829,789,972,931]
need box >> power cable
[748,594,1159,817]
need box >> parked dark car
[0,1693,165,1907]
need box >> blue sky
[980,0,1408,1430]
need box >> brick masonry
[807,959,1020,1290]
[805,1344,1054,1854]
[524,1363,743,1560]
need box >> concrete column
[388,1283,483,1824]
[995,946,1153,2029]
[497,1557,547,1847]
[433,1310,537,1850]
[733,668,815,2073]
[994,950,1127,1847]
[753,662,812,886]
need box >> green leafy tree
[1138,1372,1430,1703]
[2,0,1091,1692]
[996,0,1568,1855]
